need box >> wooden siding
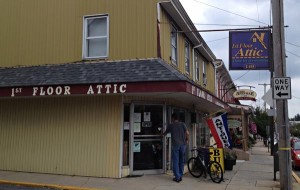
[159,9,215,93]
[0,0,158,67]
[0,96,122,178]
[177,35,186,75]
[159,10,192,79]
[206,62,216,93]
[159,10,172,65]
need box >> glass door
[130,104,165,175]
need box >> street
[0,184,58,190]
[294,169,300,178]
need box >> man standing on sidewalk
[162,113,189,182]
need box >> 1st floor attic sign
[0,81,228,110]
[8,84,127,97]
[229,30,271,70]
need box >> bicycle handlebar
[190,147,213,155]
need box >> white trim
[214,66,217,96]
[171,24,178,66]
[193,43,202,81]
[192,47,195,81]
[163,103,167,172]
[185,40,190,74]
[82,14,109,59]
[195,52,200,81]
[129,103,134,175]
[157,3,162,23]
[119,96,124,178]
[202,61,207,86]
[203,77,207,86]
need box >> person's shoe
[173,177,181,183]
[179,177,182,181]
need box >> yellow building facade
[0,0,228,178]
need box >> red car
[291,140,300,169]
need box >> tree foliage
[291,114,300,121]
[290,124,300,137]
[251,107,269,138]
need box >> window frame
[202,61,207,86]
[82,14,109,59]
[195,53,200,81]
[185,40,190,74]
[171,25,178,66]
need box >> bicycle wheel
[208,161,223,183]
[187,157,204,178]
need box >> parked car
[291,140,300,169]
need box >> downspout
[157,3,164,58]
[214,65,217,96]
[213,60,224,98]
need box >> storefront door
[130,104,165,175]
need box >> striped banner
[206,114,232,148]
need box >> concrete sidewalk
[0,141,299,190]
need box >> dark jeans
[172,144,186,180]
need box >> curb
[0,180,106,190]
[292,171,300,184]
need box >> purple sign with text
[229,30,271,70]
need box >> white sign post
[272,77,291,99]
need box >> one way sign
[272,77,292,99]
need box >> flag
[206,114,232,148]
[249,122,257,134]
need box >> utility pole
[271,1,292,189]
[258,83,270,110]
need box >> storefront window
[133,105,163,136]
[196,122,207,147]
[133,105,164,171]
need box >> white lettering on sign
[191,85,206,99]
[214,118,230,148]
[105,84,111,93]
[87,84,127,95]
[32,86,71,96]
[11,88,22,97]
[120,84,127,93]
[192,86,195,94]
[9,84,127,97]
[87,86,94,94]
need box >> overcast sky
[180,0,300,118]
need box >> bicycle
[187,147,223,183]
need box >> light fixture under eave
[213,59,223,69]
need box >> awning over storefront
[0,59,228,113]
[228,103,254,114]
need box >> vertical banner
[229,30,271,70]
[206,114,232,148]
[209,148,225,172]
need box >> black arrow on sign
[276,91,288,97]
